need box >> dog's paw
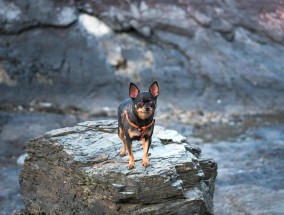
[120,151,126,157]
[128,163,135,169]
[142,160,150,167]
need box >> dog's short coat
[117,81,159,169]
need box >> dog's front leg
[126,140,135,169]
[142,138,151,167]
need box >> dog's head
[129,81,159,120]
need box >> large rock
[19,120,217,214]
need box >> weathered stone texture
[19,120,217,214]
[1,0,284,112]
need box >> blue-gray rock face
[1,0,284,113]
[19,120,217,214]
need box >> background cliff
[1,0,284,113]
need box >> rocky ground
[0,103,284,215]
[202,124,284,214]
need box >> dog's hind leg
[118,127,127,157]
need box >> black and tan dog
[118,81,159,169]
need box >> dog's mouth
[137,109,153,119]
[140,110,151,114]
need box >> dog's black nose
[145,107,150,112]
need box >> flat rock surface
[19,120,217,214]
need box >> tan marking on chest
[128,126,153,139]
[128,127,141,139]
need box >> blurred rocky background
[0,0,284,214]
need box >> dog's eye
[137,101,144,108]
[149,101,155,108]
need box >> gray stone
[0,112,79,164]
[199,124,284,215]
[0,166,24,215]
[1,0,284,113]
[16,154,27,166]
[19,120,217,214]
[0,0,77,33]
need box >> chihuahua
[118,81,159,169]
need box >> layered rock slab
[19,120,217,214]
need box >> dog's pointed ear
[149,81,159,97]
[129,83,140,99]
